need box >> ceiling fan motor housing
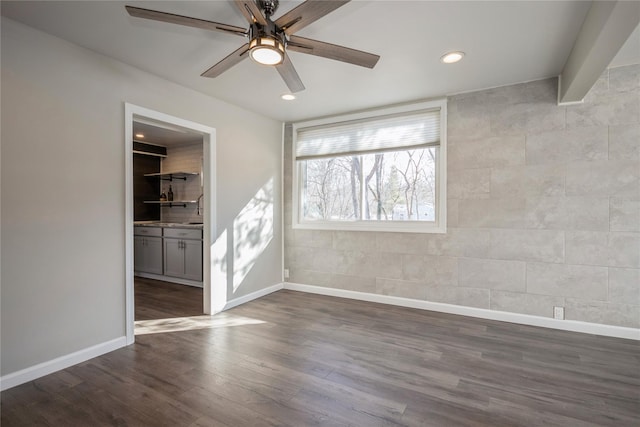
[249,20,285,44]
[250,0,286,47]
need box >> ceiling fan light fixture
[249,36,285,65]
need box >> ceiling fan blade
[233,0,268,26]
[288,35,380,69]
[126,6,247,37]
[275,0,350,35]
[276,54,305,93]
[201,44,250,78]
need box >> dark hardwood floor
[134,277,203,320]
[2,289,639,426]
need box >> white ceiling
[2,1,638,122]
[133,121,203,147]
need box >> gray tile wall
[284,64,640,328]
[161,142,204,224]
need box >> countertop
[134,221,204,229]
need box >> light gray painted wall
[1,18,283,376]
[284,65,640,329]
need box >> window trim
[292,99,447,234]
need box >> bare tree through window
[302,148,436,222]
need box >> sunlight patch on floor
[135,314,266,335]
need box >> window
[293,99,447,233]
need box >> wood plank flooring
[2,289,639,426]
[134,277,203,320]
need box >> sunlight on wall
[135,314,265,335]
[211,228,228,313]
[232,178,274,292]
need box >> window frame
[292,99,447,234]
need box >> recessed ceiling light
[135,133,145,138]
[440,51,465,64]
[281,94,296,101]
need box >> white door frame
[124,103,216,345]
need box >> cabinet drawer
[134,226,162,237]
[163,228,202,240]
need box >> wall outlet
[284,269,290,280]
[553,306,565,320]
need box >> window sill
[293,220,446,234]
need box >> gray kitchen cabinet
[134,226,162,237]
[182,239,203,281]
[163,228,203,281]
[134,235,163,275]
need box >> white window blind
[295,108,441,160]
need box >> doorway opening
[125,104,216,345]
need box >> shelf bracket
[161,203,188,208]
[161,174,187,182]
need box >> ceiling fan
[126,0,380,93]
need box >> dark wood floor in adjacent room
[2,289,639,426]
[134,277,203,320]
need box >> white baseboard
[223,283,284,311]
[0,336,127,391]
[284,282,640,341]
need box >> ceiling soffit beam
[558,1,640,105]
